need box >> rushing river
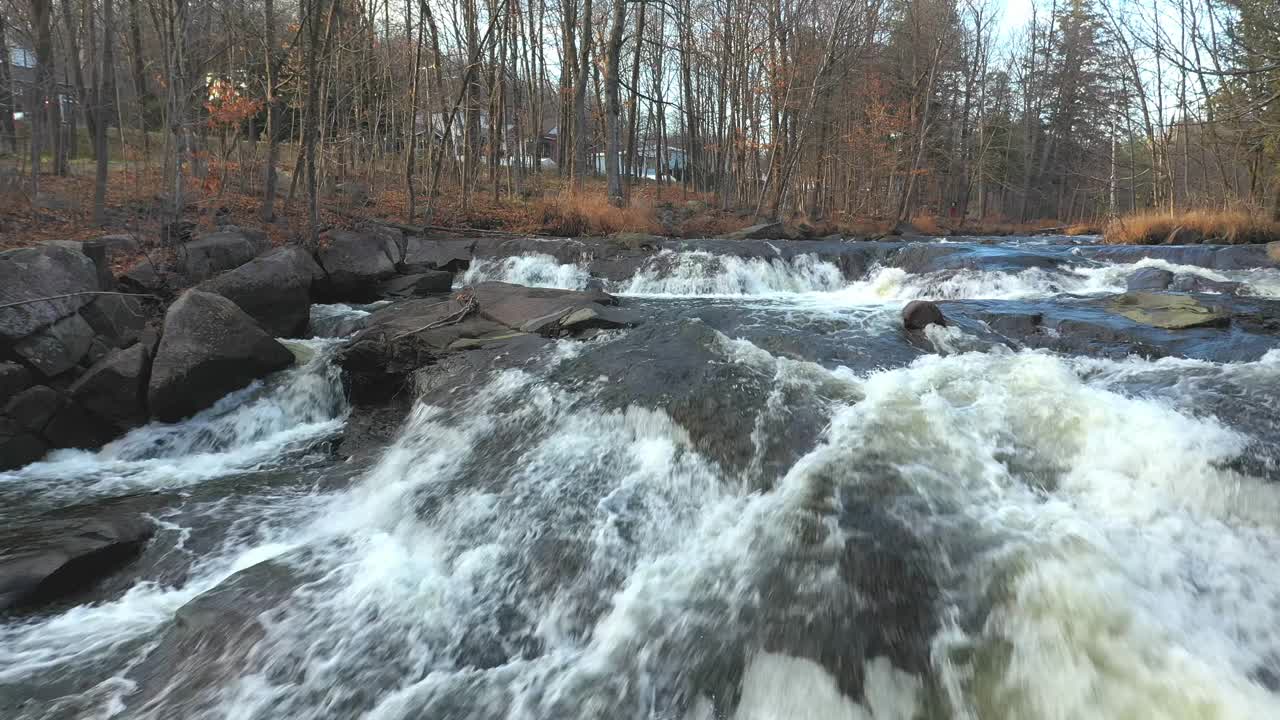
[4,236,1280,719]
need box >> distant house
[6,46,76,121]
[594,145,688,180]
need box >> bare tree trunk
[572,0,593,191]
[406,0,425,220]
[261,0,280,221]
[603,0,626,206]
[32,0,57,193]
[0,13,17,154]
[60,0,95,158]
[94,0,116,223]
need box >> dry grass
[1103,209,1280,245]
[1064,222,1103,236]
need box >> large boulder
[314,230,401,300]
[69,343,152,430]
[375,271,454,299]
[198,246,321,337]
[0,361,33,406]
[400,238,473,273]
[80,293,157,349]
[148,290,295,422]
[902,300,946,330]
[10,311,97,377]
[1126,267,1174,291]
[173,228,270,282]
[0,495,158,611]
[1107,292,1229,329]
[3,385,60,433]
[0,417,46,471]
[0,245,100,342]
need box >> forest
[0,0,1277,241]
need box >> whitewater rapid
[460,249,1280,300]
[5,239,1280,719]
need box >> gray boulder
[174,229,270,282]
[1169,274,1243,295]
[80,293,156,349]
[43,398,115,450]
[0,417,46,471]
[10,312,96,377]
[400,237,473,273]
[3,385,60,433]
[70,343,152,430]
[148,290,295,422]
[903,300,946,330]
[0,361,32,406]
[314,230,400,299]
[0,245,100,342]
[198,246,321,337]
[376,271,455,299]
[1125,267,1174,291]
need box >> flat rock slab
[0,494,165,611]
[1107,292,1229,329]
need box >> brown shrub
[1103,209,1280,245]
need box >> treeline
[0,0,1277,233]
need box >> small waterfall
[461,253,593,290]
[619,251,847,295]
[0,338,349,502]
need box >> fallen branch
[0,291,160,312]
[392,289,479,340]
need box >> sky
[998,0,1037,41]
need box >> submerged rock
[902,300,946,330]
[0,495,159,611]
[148,290,295,422]
[1107,292,1229,329]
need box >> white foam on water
[774,346,1280,717]
[732,653,922,720]
[620,250,846,296]
[461,253,593,289]
[0,339,348,501]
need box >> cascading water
[6,236,1280,719]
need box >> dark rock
[11,311,96,377]
[0,245,100,342]
[174,229,270,282]
[376,271,455,298]
[471,282,620,329]
[69,343,151,430]
[902,300,946,330]
[79,293,157,349]
[1169,274,1243,295]
[1125,267,1174,291]
[1164,225,1204,245]
[3,385,60,432]
[315,230,400,300]
[521,304,641,336]
[198,246,318,337]
[0,418,46,471]
[91,234,142,255]
[0,495,157,611]
[79,240,116,290]
[608,232,665,250]
[0,362,32,406]
[148,290,295,422]
[401,237,473,273]
[979,311,1043,338]
[43,398,115,450]
[722,222,786,240]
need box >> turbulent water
[5,237,1280,719]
